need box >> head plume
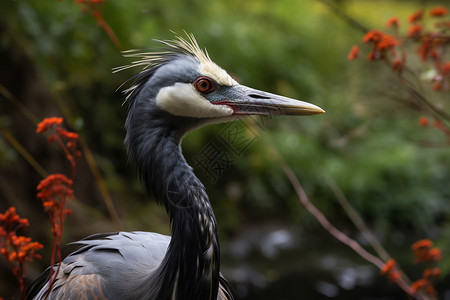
[113,33,212,74]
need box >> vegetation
[0,0,449,299]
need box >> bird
[27,34,324,300]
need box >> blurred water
[221,224,449,300]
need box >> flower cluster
[362,30,400,61]
[409,239,442,296]
[411,239,442,263]
[37,174,74,230]
[36,117,81,176]
[36,117,81,294]
[0,207,43,299]
[380,259,402,282]
[379,239,442,297]
[349,6,450,91]
[418,116,450,139]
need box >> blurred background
[1,0,449,299]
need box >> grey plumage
[27,34,324,300]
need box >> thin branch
[53,92,122,230]
[0,126,48,178]
[0,83,40,125]
[275,149,385,269]
[399,76,450,122]
[78,137,122,230]
[272,149,423,299]
[325,175,394,261]
[316,0,369,33]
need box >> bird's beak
[212,85,325,116]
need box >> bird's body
[28,232,233,299]
[27,35,324,300]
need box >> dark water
[221,224,450,300]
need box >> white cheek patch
[156,83,234,118]
[200,62,237,86]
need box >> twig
[0,126,48,178]
[0,83,40,125]
[53,92,122,229]
[78,137,122,229]
[274,148,385,269]
[251,126,424,298]
[323,174,391,262]
[316,0,369,33]
[273,149,423,299]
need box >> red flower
[386,17,400,28]
[363,30,383,43]
[408,9,424,23]
[0,207,29,231]
[37,174,74,201]
[36,117,63,133]
[412,239,433,250]
[380,259,396,274]
[380,259,401,282]
[430,6,448,17]
[441,61,450,76]
[411,239,437,263]
[377,35,399,50]
[411,278,429,292]
[423,267,441,278]
[348,45,359,60]
[408,25,422,38]
[0,206,43,296]
[419,116,429,127]
[363,30,398,50]
[428,248,441,262]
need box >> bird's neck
[128,114,220,300]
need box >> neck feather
[126,107,220,300]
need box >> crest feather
[113,34,212,74]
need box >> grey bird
[27,34,324,300]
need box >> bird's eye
[194,77,215,94]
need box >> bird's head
[117,34,324,144]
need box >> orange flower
[0,207,29,230]
[411,239,433,251]
[430,6,448,17]
[36,117,63,133]
[387,270,401,282]
[423,267,441,278]
[363,30,383,43]
[377,35,399,50]
[408,9,424,23]
[363,30,398,50]
[411,278,429,292]
[380,259,401,282]
[441,61,450,76]
[428,247,441,262]
[348,45,359,60]
[37,174,74,201]
[419,116,429,127]
[381,259,396,274]
[408,25,422,37]
[386,16,400,28]
[56,127,79,140]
